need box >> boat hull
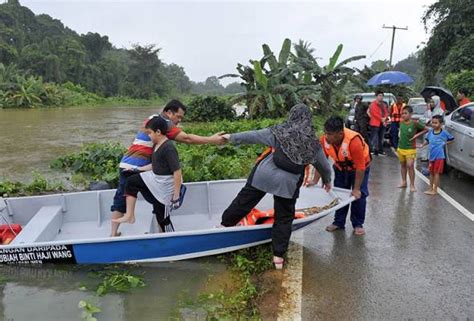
[0,180,353,264]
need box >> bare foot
[424,190,437,195]
[398,183,407,188]
[410,186,417,192]
[113,215,135,224]
[110,231,122,237]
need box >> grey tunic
[230,128,332,199]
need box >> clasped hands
[208,132,230,145]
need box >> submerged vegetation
[46,118,284,188]
[50,142,126,187]
[0,173,64,197]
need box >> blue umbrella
[367,71,414,86]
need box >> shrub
[186,95,236,122]
[0,173,64,197]
[51,142,126,187]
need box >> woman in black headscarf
[220,104,332,268]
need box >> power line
[369,33,391,59]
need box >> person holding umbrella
[420,86,458,113]
[431,95,445,117]
[365,72,414,155]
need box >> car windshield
[412,104,427,115]
[408,98,425,105]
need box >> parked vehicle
[410,103,430,124]
[407,97,426,107]
[0,179,353,264]
[407,97,430,124]
[444,103,474,176]
[345,92,395,140]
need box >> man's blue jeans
[369,125,385,153]
[332,167,370,228]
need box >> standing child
[113,116,182,232]
[397,106,428,192]
[420,115,454,195]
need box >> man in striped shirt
[110,99,225,236]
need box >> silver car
[410,103,430,124]
[408,97,426,106]
[444,103,474,176]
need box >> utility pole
[382,25,408,69]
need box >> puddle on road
[0,260,226,321]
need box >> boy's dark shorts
[110,169,136,213]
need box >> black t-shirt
[152,140,181,175]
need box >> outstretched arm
[410,127,429,141]
[228,128,275,146]
[174,131,226,145]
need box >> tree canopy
[420,0,474,83]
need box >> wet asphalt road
[301,152,473,320]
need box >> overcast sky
[22,0,436,84]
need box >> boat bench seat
[11,205,63,245]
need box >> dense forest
[0,0,194,98]
[0,0,241,108]
[0,0,472,110]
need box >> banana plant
[221,40,365,117]
[9,76,43,108]
[311,44,366,114]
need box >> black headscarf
[270,104,321,165]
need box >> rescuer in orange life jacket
[306,116,371,236]
[390,95,405,149]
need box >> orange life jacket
[0,224,22,245]
[322,128,370,172]
[238,208,305,226]
[391,103,405,122]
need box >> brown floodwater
[0,105,162,182]
[0,260,226,321]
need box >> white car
[408,97,426,106]
[444,103,474,176]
